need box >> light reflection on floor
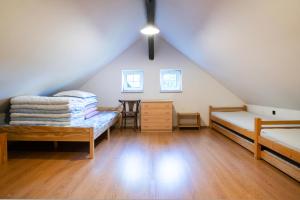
[119,151,147,186]
[119,150,187,190]
[155,153,186,188]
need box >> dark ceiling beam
[146,0,155,24]
[146,0,155,60]
[148,36,154,60]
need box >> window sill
[160,90,183,93]
[121,91,144,93]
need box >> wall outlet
[272,110,276,115]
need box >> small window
[122,70,144,93]
[160,69,182,92]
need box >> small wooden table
[177,112,201,129]
[0,133,7,164]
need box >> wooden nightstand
[177,112,201,129]
[0,133,7,164]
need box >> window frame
[121,69,144,93]
[160,69,183,93]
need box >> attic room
[0,0,299,199]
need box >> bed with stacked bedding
[0,91,119,159]
[255,119,300,181]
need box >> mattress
[9,111,119,139]
[211,111,271,131]
[261,129,300,153]
[79,111,118,138]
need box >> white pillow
[54,90,97,99]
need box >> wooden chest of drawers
[141,101,173,132]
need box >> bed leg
[89,129,94,159]
[0,133,7,164]
[107,128,110,140]
[254,118,261,159]
[254,143,261,160]
[89,139,94,159]
[209,106,212,128]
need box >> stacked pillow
[53,90,100,119]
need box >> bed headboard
[208,105,247,128]
[209,105,247,113]
[255,118,300,130]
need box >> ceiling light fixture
[140,25,160,35]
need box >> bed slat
[261,120,300,125]
[212,123,254,152]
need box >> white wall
[81,37,244,126]
[248,104,300,120]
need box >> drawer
[142,116,172,122]
[141,103,172,110]
[141,124,172,130]
[142,119,172,125]
[141,110,172,116]
[142,123,172,129]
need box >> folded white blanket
[54,90,97,99]
[11,103,85,111]
[83,98,98,106]
[11,96,84,105]
[10,108,81,114]
[9,120,82,126]
[11,112,84,119]
[11,116,84,122]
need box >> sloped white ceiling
[0,0,144,108]
[0,0,299,111]
[156,0,300,110]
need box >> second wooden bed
[209,105,300,181]
[255,119,300,181]
[0,111,120,159]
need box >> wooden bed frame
[255,118,300,181]
[0,116,118,159]
[209,106,300,181]
[209,105,255,152]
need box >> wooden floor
[0,128,299,200]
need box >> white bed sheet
[211,111,272,131]
[261,129,300,152]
